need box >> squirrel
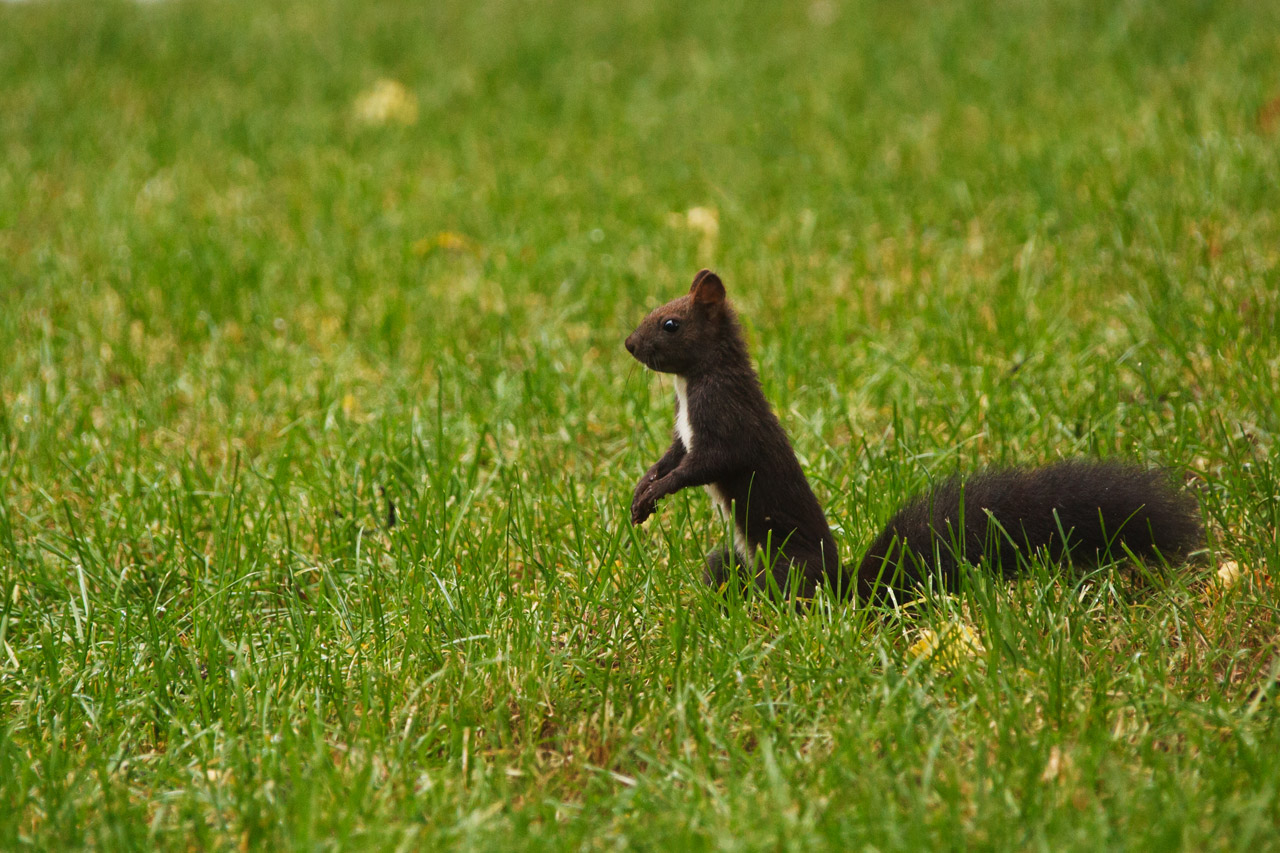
[625,269,1203,603]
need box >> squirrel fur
[625,269,1202,603]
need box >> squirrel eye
[662,318,681,333]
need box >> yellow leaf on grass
[413,231,478,256]
[1215,560,1243,588]
[909,621,984,668]
[354,79,419,126]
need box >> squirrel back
[627,270,1203,604]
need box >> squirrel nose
[625,335,636,354]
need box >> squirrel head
[625,269,734,376]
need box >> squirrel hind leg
[703,545,750,596]
[704,545,825,601]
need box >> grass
[1,0,1278,848]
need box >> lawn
[1,0,1278,848]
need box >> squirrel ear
[690,270,725,306]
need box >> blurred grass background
[1,0,1278,848]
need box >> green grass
[2,0,1279,848]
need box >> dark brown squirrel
[625,269,1203,603]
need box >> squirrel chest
[674,377,750,561]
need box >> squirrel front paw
[631,479,659,525]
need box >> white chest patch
[673,376,694,452]
[674,377,750,564]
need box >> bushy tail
[853,460,1202,603]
